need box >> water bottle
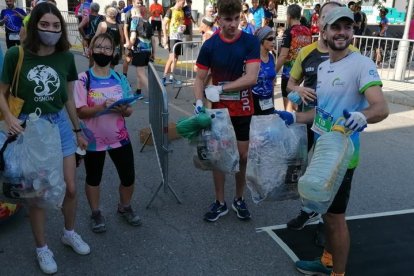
[288,91,302,105]
[298,119,354,214]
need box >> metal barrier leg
[139,132,152,152]
[146,180,182,209]
[174,87,183,99]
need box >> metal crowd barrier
[172,41,202,99]
[352,35,414,82]
[145,62,181,208]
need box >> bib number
[8,33,20,41]
[311,107,333,135]
[259,97,273,110]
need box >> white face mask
[37,30,62,46]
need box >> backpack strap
[85,69,91,92]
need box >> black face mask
[92,53,112,67]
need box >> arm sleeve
[195,42,211,70]
[74,72,88,108]
[66,53,78,82]
[359,57,382,93]
[289,51,304,81]
[281,28,292,48]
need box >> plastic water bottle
[288,91,302,105]
[298,121,354,214]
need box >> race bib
[219,91,240,101]
[259,97,273,110]
[8,33,20,41]
[311,107,333,135]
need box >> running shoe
[287,210,319,230]
[204,200,228,222]
[232,198,251,220]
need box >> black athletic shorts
[281,77,289,98]
[230,116,252,142]
[131,51,151,67]
[168,39,183,56]
[151,20,162,31]
[327,168,355,214]
[84,143,135,187]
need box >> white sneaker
[61,232,91,255]
[37,248,57,274]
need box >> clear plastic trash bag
[246,115,308,203]
[0,111,65,209]
[298,123,354,214]
[193,108,240,174]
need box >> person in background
[310,4,320,35]
[124,0,155,100]
[374,8,389,67]
[149,0,164,47]
[199,16,214,43]
[276,4,312,111]
[162,0,186,86]
[193,0,260,223]
[409,13,414,40]
[355,4,367,36]
[94,5,124,69]
[265,1,277,29]
[242,2,255,27]
[0,0,27,49]
[252,26,276,115]
[205,3,219,32]
[277,7,389,276]
[239,12,255,35]
[348,1,362,37]
[250,0,265,28]
[183,0,196,46]
[78,2,104,60]
[74,33,141,234]
[0,3,90,274]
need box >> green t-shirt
[1,46,78,114]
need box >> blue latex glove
[194,99,204,115]
[274,110,296,125]
[343,109,367,132]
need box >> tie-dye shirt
[74,69,132,151]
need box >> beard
[326,36,352,51]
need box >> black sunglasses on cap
[265,36,275,41]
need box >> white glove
[194,99,203,114]
[343,110,367,132]
[205,85,223,103]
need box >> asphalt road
[1,48,414,276]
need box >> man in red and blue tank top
[194,0,260,223]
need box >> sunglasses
[264,36,275,42]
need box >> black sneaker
[287,210,319,230]
[232,198,251,220]
[91,210,106,233]
[204,200,228,222]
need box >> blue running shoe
[204,201,228,222]
[295,259,332,275]
[135,93,144,100]
[232,198,251,220]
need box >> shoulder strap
[85,69,91,92]
[11,46,24,97]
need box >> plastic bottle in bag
[298,121,354,214]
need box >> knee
[323,213,346,231]
[65,183,77,199]
[239,152,248,165]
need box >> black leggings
[84,143,135,187]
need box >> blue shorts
[19,110,77,158]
